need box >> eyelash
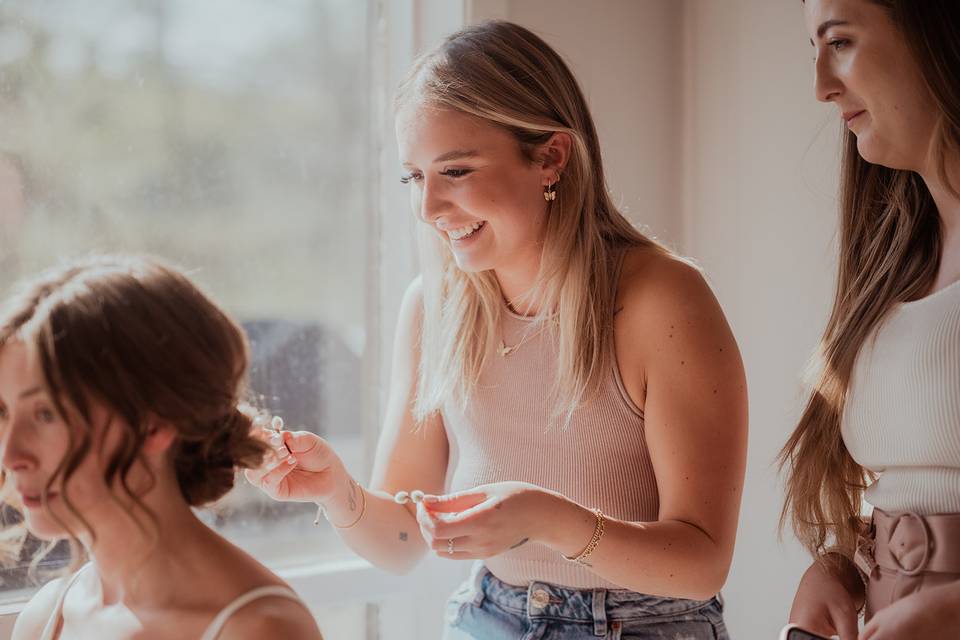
[400,168,473,184]
[34,406,57,424]
[828,38,850,51]
[812,39,850,62]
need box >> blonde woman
[781,2,960,639]
[250,21,747,639]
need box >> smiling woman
[248,19,748,640]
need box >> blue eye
[828,39,849,51]
[400,171,422,185]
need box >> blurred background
[0,0,843,638]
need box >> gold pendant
[497,341,515,357]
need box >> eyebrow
[432,149,481,163]
[18,387,44,399]
[401,148,482,169]
[810,19,850,46]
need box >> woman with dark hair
[0,255,322,639]
[781,1,960,639]
[249,20,747,640]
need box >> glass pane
[0,0,371,594]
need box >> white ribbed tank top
[843,279,960,514]
[441,255,659,589]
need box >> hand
[244,422,350,507]
[860,581,960,640]
[416,481,548,559]
[789,559,862,640]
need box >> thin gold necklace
[498,320,547,356]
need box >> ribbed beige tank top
[843,279,960,514]
[441,255,659,589]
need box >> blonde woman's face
[0,341,125,540]
[804,0,938,172]
[396,103,549,273]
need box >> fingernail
[286,456,297,465]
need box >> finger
[423,491,487,513]
[859,619,877,640]
[259,455,298,488]
[429,535,478,558]
[417,502,478,539]
[284,430,328,456]
[435,497,498,524]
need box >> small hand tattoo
[509,537,529,550]
[399,532,408,542]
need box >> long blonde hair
[781,0,960,562]
[396,21,665,424]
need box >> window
[0,0,369,589]
[0,1,468,637]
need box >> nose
[416,177,449,225]
[814,54,842,103]
[0,417,36,475]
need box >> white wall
[681,1,842,637]
[467,1,846,638]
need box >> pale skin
[793,2,960,639]
[0,342,321,640]
[249,97,748,601]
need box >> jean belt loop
[468,561,487,607]
[592,588,608,637]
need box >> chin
[22,513,69,541]
[451,253,493,273]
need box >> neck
[79,483,213,607]
[921,152,960,263]
[494,247,545,317]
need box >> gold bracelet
[562,509,605,564]
[315,483,367,529]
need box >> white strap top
[199,585,304,640]
[39,565,306,640]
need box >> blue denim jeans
[443,564,729,640]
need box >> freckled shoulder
[615,246,735,379]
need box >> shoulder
[616,246,740,368]
[617,246,718,325]
[11,575,69,640]
[216,592,322,640]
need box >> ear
[142,418,177,455]
[537,132,573,184]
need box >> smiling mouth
[446,220,486,241]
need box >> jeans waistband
[465,564,722,638]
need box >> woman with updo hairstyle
[0,254,322,639]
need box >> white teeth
[447,221,484,240]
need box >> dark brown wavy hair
[782,0,960,566]
[0,254,268,565]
